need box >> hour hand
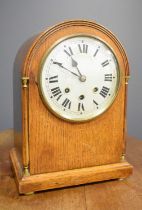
[71,57,78,68]
[71,57,82,77]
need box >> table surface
[0,130,142,210]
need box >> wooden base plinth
[10,148,133,194]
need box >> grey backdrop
[0,0,141,139]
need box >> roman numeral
[56,94,62,101]
[62,98,71,109]
[64,47,73,56]
[101,60,109,67]
[51,87,62,97]
[49,75,58,83]
[99,86,110,98]
[93,46,100,57]
[93,100,98,106]
[78,44,88,53]
[78,103,85,111]
[104,74,113,81]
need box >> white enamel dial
[39,35,120,122]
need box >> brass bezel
[38,34,122,123]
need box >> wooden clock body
[10,20,132,194]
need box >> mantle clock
[10,20,133,194]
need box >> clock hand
[53,61,80,77]
[71,57,82,77]
[70,58,86,82]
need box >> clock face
[39,35,120,122]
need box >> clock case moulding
[10,20,133,194]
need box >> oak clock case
[11,20,133,194]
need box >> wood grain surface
[10,147,132,194]
[19,20,130,175]
[0,130,142,210]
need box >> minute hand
[53,61,79,77]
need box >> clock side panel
[13,35,38,164]
[22,21,129,175]
[13,49,22,161]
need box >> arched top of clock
[22,20,129,78]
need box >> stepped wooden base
[10,148,133,194]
